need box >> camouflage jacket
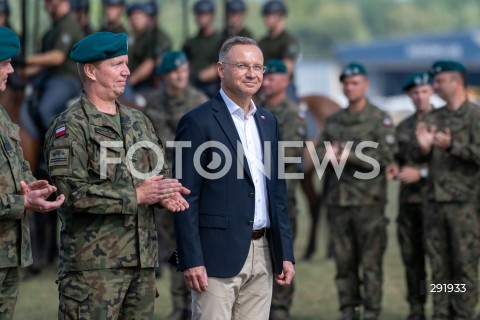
[44,93,169,272]
[418,100,480,203]
[0,106,35,268]
[264,98,306,197]
[318,102,396,207]
[144,85,207,162]
[395,111,429,204]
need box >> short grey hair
[219,36,261,62]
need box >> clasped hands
[136,175,190,212]
[415,122,452,154]
[21,180,65,212]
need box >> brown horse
[299,94,341,260]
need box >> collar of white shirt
[220,88,257,119]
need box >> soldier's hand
[398,166,421,184]
[159,187,191,212]
[386,163,399,180]
[184,266,208,293]
[20,180,52,195]
[433,128,452,149]
[23,185,65,212]
[415,122,435,154]
[136,175,182,206]
[275,261,295,287]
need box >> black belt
[252,228,267,240]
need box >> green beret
[264,59,287,74]
[402,71,432,92]
[430,60,466,76]
[70,32,128,63]
[339,62,367,81]
[0,26,20,61]
[155,51,187,74]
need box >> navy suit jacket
[173,93,295,278]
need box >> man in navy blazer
[173,36,295,319]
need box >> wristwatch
[419,168,428,178]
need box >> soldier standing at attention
[183,0,223,98]
[415,61,480,320]
[44,32,190,319]
[144,51,207,320]
[258,0,299,95]
[0,26,64,320]
[394,72,433,320]
[317,62,396,320]
[260,59,305,320]
[99,0,127,34]
[222,0,253,42]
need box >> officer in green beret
[144,51,207,320]
[393,71,434,320]
[0,26,65,320]
[258,0,299,100]
[317,62,396,320]
[222,0,253,42]
[183,0,223,98]
[44,32,191,319]
[99,0,127,34]
[259,59,305,320]
[415,60,480,320]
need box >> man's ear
[84,63,97,81]
[217,61,225,79]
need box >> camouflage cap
[70,32,128,63]
[127,2,153,16]
[402,71,432,92]
[226,0,246,13]
[155,51,188,74]
[262,0,287,15]
[0,26,20,61]
[102,0,125,5]
[339,62,367,82]
[430,60,466,76]
[0,0,10,15]
[264,59,287,74]
[193,0,215,13]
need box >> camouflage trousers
[423,201,479,320]
[271,197,297,320]
[58,267,157,320]
[328,205,387,319]
[0,267,20,320]
[156,209,191,313]
[397,203,426,315]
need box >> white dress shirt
[220,88,270,229]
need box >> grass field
[13,181,480,319]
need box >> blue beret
[0,26,20,61]
[102,0,125,5]
[339,62,367,81]
[227,0,246,13]
[70,32,128,63]
[155,51,188,74]
[0,0,10,15]
[127,2,153,16]
[70,0,89,10]
[193,0,215,13]
[430,60,466,76]
[402,72,432,92]
[264,59,287,74]
[262,0,287,15]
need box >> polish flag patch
[55,126,66,138]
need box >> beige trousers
[192,236,273,320]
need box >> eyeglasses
[221,61,266,74]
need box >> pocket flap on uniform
[48,139,73,176]
[60,278,89,302]
[199,213,228,229]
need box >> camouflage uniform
[44,93,169,319]
[317,102,395,319]
[144,85,207,319]
[417,100,480,320]
[395,111,429,316]
[264,98,305,320]
[0,106,35,320]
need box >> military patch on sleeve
[385,134,396,144]
[383,117,393,127]
[55,126,67,138]
[61,34,71,44]
[49,148,70,167]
